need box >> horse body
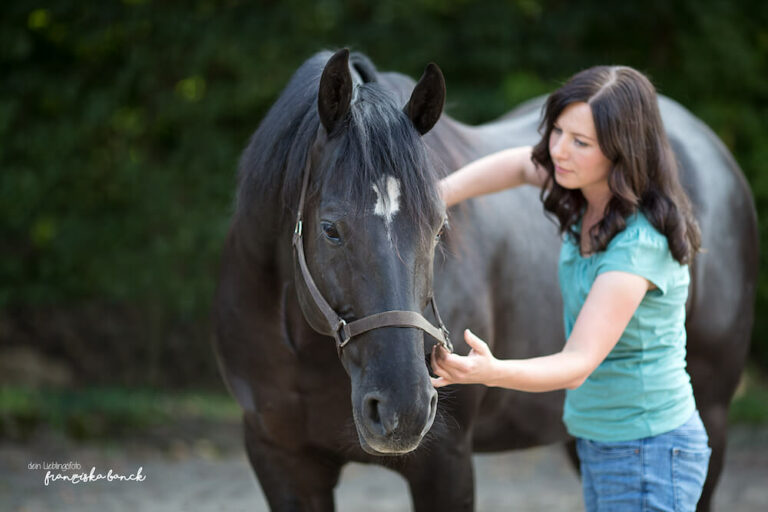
[214,51,757,511]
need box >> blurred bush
[0,386,240,440]
[1,0,766,386]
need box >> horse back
[659,97,758,395]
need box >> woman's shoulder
[597,211,686,294]
[608,211,668,250]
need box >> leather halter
[291,141,452,355]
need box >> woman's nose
[551,136,568,161]
[550,137,570,162]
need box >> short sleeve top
[558,211,695,442]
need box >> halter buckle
[439,325,453,352]
[335,318,352,349]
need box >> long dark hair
[531,66,701,264]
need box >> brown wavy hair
[531,66,701,264]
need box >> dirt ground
[2,420,767,512]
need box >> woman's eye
[575,139,588,147]
[321,221,341,243]
[552,126,562,134]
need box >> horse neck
[424,117,493,170]
[229,193,294,281]
[374,69,543,171]
[427,112,542,174]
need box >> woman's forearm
[440,146,534,207]
[488,349,593,392]
[431,330,600,392]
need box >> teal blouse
[559,211,696,442]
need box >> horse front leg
[398,430,476,511]
[244,415,342,512]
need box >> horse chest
[250,349,351,446]
[250,375,351,449]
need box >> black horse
[213,49,758,511]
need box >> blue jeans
[576,411,711,511]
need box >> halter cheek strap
[291,140,452,355]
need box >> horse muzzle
[352,386,438,455]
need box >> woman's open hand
[430,329,499,388]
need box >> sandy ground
[1,421,767,512]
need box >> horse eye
[436,220,448,241]
[321,221,341,243]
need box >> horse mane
[235,51,329,223]
[235,51,445,249]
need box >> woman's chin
[554,173,577,189]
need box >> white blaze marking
[372,175,401,247]
[372,175,401,226]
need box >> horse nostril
[428,390,438,425]
[363,393,399,436]
[365,395,381,427]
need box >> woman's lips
[555,164,573,174]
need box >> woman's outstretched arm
[439,146,548,207]
[431,271,650,392]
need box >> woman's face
[549,102,613,199]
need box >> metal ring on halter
[335,318,352,349]
[439,325,452,352]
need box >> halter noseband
[291,140,452,355]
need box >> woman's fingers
[440,353,466,372]
[431,347,465,387]
[430,348,449,375]
[432,354,459,379]
[431,354,446,375]
[464,329,489,355]
[431,376,448,388]
[430,354,453,388]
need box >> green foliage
[1,0,767,377]
[0,386,240,440]
[729,367,768,424]
[2,378,761,440]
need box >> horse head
[294,49,448,455]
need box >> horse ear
[404,63,446,136]
[318,49,353,135]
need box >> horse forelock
[311,83,445,250]
[232,55,320,220]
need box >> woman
[432,66,711,511]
